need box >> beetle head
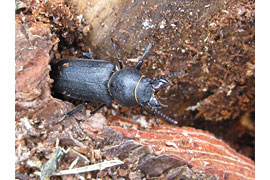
[149,72,183,108]
[146,72,184,124]
[148,78,169,109]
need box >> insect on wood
[50,39,183,124]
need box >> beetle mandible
[50,39,183,124]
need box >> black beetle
[50,39,183,124]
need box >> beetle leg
[136,39,153,70]
[58,102,90,122]
[81,51,94,59]
[90,104,106,116]
[111,38,124,69]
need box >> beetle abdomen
[51,59,116,104]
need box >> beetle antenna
[155,72,183,80]
[148,103,178,125]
